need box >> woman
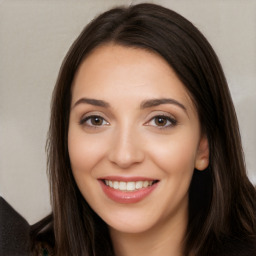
[31,3,256,256]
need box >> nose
[108,127,145,169]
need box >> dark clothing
[1,196,256,255]
[0,197,30,256]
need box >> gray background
[0,0,255,224]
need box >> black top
[0,197,30,256]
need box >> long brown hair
[31,3,256,256]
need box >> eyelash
[79,115,109,127]
[79,114,177,129]
[146,115,177,129]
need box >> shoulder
[0,197,30,255]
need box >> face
[68,44,209,235]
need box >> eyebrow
[72,97,187,113]
[72,98,110,108]
[140,98,187,112]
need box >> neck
[109,210,187,256]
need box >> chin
[107,219,154,234]
[99,207,161,234]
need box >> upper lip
[98,176,158,182]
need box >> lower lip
[99,181,158,204]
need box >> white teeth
[135,181,143,189]
[113,181,119,189]
[127,182,135,191]
[104,180,155,191]
[143,181,149,188]
[119,182,126,191]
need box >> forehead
[71,44,195,112]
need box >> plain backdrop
[0,0,255,224]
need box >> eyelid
[79,112,110,127]
[144,112,177,128]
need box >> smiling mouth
[103,180,159,192]
[99,178,159,203]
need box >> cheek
[68,129,110,205]
[147,131,199,176]
[68,129,108,176]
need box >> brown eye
[91,116,104,125]
[80,115,109,127]
[155,116,168,126]
[147,115,177,128]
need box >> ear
[195,135,209,171]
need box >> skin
[68,44,209,256]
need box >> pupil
[92,117,102,125]
[156,117,167,126]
